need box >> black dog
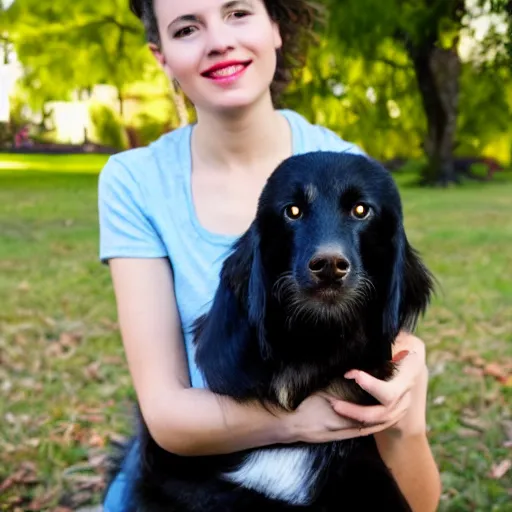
[128,151,434,511]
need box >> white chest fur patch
[222,447,318,505]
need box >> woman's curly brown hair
[129,0,324,104]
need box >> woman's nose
[205,21,236,56]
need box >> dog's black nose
[309,253,350,282]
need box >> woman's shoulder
[280,109,366,157]
[97,126,194,263]
[99,124,193,185]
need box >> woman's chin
[198,88,273,115]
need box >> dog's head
[219,152,433,359]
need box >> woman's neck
[192,94,292,173]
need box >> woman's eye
[173,26,197,38]
[351,203,372,220]
[284,205,303,221]
[229,10,250,20]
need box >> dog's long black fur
[117,152,434,511]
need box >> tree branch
[9,16,140,42]
[101,15,140,35]
[370,56,411,70]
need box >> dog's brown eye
[284,205,302,220]
[352,203,371,220]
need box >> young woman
[98,1,442,510]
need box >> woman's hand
[284,391,406,444]
[329,331,429,439]
[282,331,429,444]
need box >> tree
[324,0,511,185]
[6,0,190,130]
[282,39,426,161]
[5,0,146,114]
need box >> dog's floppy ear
[384,226,434,339]
[193,226,270,395]
[224,226,270,358]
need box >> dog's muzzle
[308,251,350,285]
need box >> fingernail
[345,371,358,380]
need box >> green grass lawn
[1,154,511,511]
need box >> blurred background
[0,0,511,511]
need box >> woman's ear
[271,22,283,50]
[148,43,174,80]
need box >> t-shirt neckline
[182,109,299,246]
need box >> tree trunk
[409,44,461,185]
[118,87,124,119]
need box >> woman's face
[151,0,282,113]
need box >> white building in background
[47,85,120,144]
[0,46,121,143]
[1,0,19,122]
[0,52,23,123]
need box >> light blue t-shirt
[98,109,365,389]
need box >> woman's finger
[328,415,406,442]
[343,370,401,406]
[344,351,421,405]
[331,401,388,425]
[330,390,411,425]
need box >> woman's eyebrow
[168,14,199,30]
[167,1,254,31]
[222,0,254,9]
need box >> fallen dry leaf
[489,459,512,479]
[88,432,106,448]
[79,414,105,424]
[88,451,108,469]
[26,438,41,448]
[458,428,480,438]
[42,316,57,328]
[502,375,512,387]
[463,366,484,378]
[6,495,25,507]
[62,490,96,508]
[100,317,119,331]
[484,362,507,380]
[17,281,30,292]
[501,420,512,447]
[14,333,28,345]
[5,412,16,424]
[59,331,82,348]
[0,462,39,492]
[83,362,102,382]
[103,355,123,365]
[108,432,128,446]
[27,489,58,510]
[459,415,489,433]
[62,423,88,445]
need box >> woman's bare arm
[375,432,441,512]
[374,364,441,512]
[108,257,294,456]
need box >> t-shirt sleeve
[98,156,167,263]
[316,125,368,157]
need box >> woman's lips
[201,61,252,84]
